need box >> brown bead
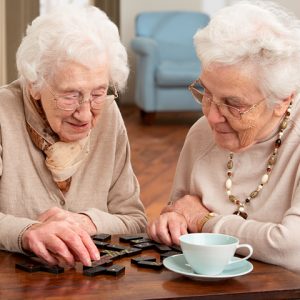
[229,195,236,203]
[275,139,282,148]
[280,120,287,130]
[227,160,233,169]
[227,171,232,177]
[250,190,259,198]
[268,155,277,165]
[233,210,248,219]
[239,211,248,219]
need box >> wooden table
[1,235,300,300]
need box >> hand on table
[21,207,100,267]
[37,207,97,235]
[147,195,210,246]
[147,211,188,246]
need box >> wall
[0,0,6,86]
[275,0,300,18]
[6,0,39,83]
[120,0,300,104]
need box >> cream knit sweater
[170,97,300,272]
[0,80,147,253]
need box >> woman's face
[32,60,109,142]
[200,64,286,152]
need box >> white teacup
[179,233,253,276]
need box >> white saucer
[163,254,253,281]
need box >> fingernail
[85,258,92,266]
[95,252,100,260]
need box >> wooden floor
[120,105,201,222]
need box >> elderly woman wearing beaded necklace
[147,1,300,272]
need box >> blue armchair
[131,11,210,123]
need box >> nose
[73,101,92,122]
[205,101,226,124]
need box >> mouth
[214,128,233,134]
[67,122,90,131]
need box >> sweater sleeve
[81,129,147,235]
[0,140,39,253]
[203,191,300,273]
[0,213,39,253]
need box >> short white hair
[16,5,129,91]
[194,1,300,102]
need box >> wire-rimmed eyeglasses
[42,79,118,111]
[188,79,266,120]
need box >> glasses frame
[42,78,118,111]
[188,79,266,120]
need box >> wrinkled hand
[147,211,188,245]
[22,207,100,267]
[147,195,209,246]
[37,207,97,235]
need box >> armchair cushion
[156,61,200,87]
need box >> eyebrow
[57,84,108,94]
[199,78,247,105]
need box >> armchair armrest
[131,37,160,111]
[131,37,159,62]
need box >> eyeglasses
[188,79,266,120]
[42,79,118,111]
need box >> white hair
[16,5,129,92]
[194,1,300,103]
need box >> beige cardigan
[170,97,300,272]
[0,80,146,253]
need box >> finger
[59,227,93,266]
[147,221,158,243]
[78,230,100,261]
[30,241,59,266]
[170,219,188,245]
[156,215,173,246]
[52,253,73,268]
[180,222,188,236]
[45,235,76,266]
[168,222,183,245]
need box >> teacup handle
[228,244,253,265]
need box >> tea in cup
[179,233,253,276]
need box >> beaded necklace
[225,102,293,219]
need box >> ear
[27,83,41,100]
[273,93,294,117]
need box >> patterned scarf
[23,83,90,193]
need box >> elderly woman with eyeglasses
[0,6,146,267]
[147,1,300,272]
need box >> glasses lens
[56,93,116,111]
[227,106,242,119]
[189,81,204,103]
[56,95,79,111]
[91,95,115,110]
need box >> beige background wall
[5,0,39,83]
[0,0,6,86]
